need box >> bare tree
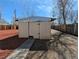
[73,11,78,34]
[0,9,2,20]
[57,0,73,31]
[13,9,16,23]
[57,0,67,24]
[0,12,1,20]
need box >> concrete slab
[6,39,34,59]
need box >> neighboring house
[12,18,19,29]
[0,19,8,25]
[0,19,9,30]
[13,18,19,25]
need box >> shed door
[29,22,40,39]
[40,22,51,39]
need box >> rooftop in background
[0,19,9,25]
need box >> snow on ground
[25,29,78,59]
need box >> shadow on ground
[30,39,49,51]
[26,32,77,59]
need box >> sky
[0,0,78,24]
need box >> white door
[40,22,51,39]
[29,22,40,39]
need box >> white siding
[40,22,51,39]
[19,22,28,38]
[19,21,51,39]
[29,22,40,39]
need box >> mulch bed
[0,35,27,59]
[30,39,49,51]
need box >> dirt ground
[25,29,78,59]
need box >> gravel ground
[25,29,78,59]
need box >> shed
[18,16,55,39]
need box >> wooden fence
[0,25,18,30]
[51,23,78,36]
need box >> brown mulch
[0,35,27,59]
